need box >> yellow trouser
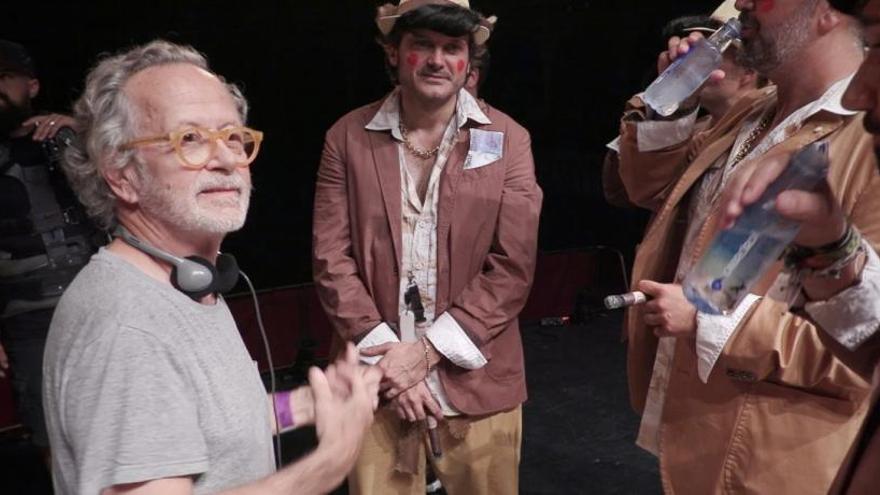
[349,405,522,495]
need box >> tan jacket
[312,96,542,416]
[829,337,880,495]
[618,86,880,494]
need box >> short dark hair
[470,46,491,89]
[379,4,487,85]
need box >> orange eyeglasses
[122,126,264,169]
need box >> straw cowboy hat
[681,0,740,35]
[710,0,739,22]
[376,0,498,45]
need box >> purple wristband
[274,390,294,430]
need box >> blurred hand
[638,280,697,339]
[719,150,847,247]
[360,364,383,411]
[361,340,439,399]
[310,343,375,470]
[391,381,442,423]
[21,113,77,142]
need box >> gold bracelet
[421,336,432,377]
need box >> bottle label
[715,231,761,290]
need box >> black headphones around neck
[114,226,239,300]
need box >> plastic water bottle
[683,143,830,315]
[643,18,742,117]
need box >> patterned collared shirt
[360,88,491,415]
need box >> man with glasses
[42,39,381,495]
[313,1,541,493]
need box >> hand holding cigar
[426,416,442,458]
[604,291,649,309]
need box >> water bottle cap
[725,17,742,33]
[708,18,742,49]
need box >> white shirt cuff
[695,294,762,383]
[806,241,880,351]
[356,322,399,365]
[606,136,621,153]
[636,109,699,152]
[425,312,488,370]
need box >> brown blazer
[312,95,542,416]
[618,86,880,494]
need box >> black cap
[829,0,868,15]
[0,40,36,77]
[663,15,724,39]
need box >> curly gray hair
[63,39,249,230]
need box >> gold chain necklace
[399,122,441,160]
[731,109,776,167]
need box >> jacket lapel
[435,128,470,311]
[368,130,403,275]
[438,129,469,233]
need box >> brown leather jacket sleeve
[602,149,636,209]
[446,129,543,347]
[722,299,871,397]
[312,125,383,342]
[617,96,700,211]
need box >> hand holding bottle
[657,31,727,83]
[645,19,741,117]
[719,148,846,248]
[683,143,831,314]
[717,148,865,302]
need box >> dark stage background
[4,0,715,289]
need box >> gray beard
[135,164,252,235]
[736,4,817,75]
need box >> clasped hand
[361,340,443,422]
[361,340,430,399]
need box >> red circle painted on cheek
[757,0,775,13]
[457,60,466,73]
[406,53,420,67]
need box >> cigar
[604,291,648,310]
[426,416,442,458]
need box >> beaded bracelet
[783,224,863,279]
[273,390,294,431]
[421,336,432,377]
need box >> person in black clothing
[0,39,100,459]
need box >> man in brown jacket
[604,1,766,210]
[720,2,880,493]
[312,1,541,493]
[616,0,880,492]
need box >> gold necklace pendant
[732,109,776,167]
[399,123,441,159]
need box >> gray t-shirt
[43,249,274,494]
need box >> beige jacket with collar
[617,86,880,494]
